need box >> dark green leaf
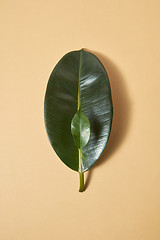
[71,110,90,149]
[44,49,113,172]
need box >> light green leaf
[71,110,90,149]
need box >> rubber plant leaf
[44,49,113,192]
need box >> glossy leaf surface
[71,110,90,149]
[44,49,113,172]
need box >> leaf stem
[79,172,84,192]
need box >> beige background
[0,0,160,239]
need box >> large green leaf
[44,49,113,174]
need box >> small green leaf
[71,110,90,149]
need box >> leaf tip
[80,48,85,52]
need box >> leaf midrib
[78,50,82,111]
[78,50,82,172]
